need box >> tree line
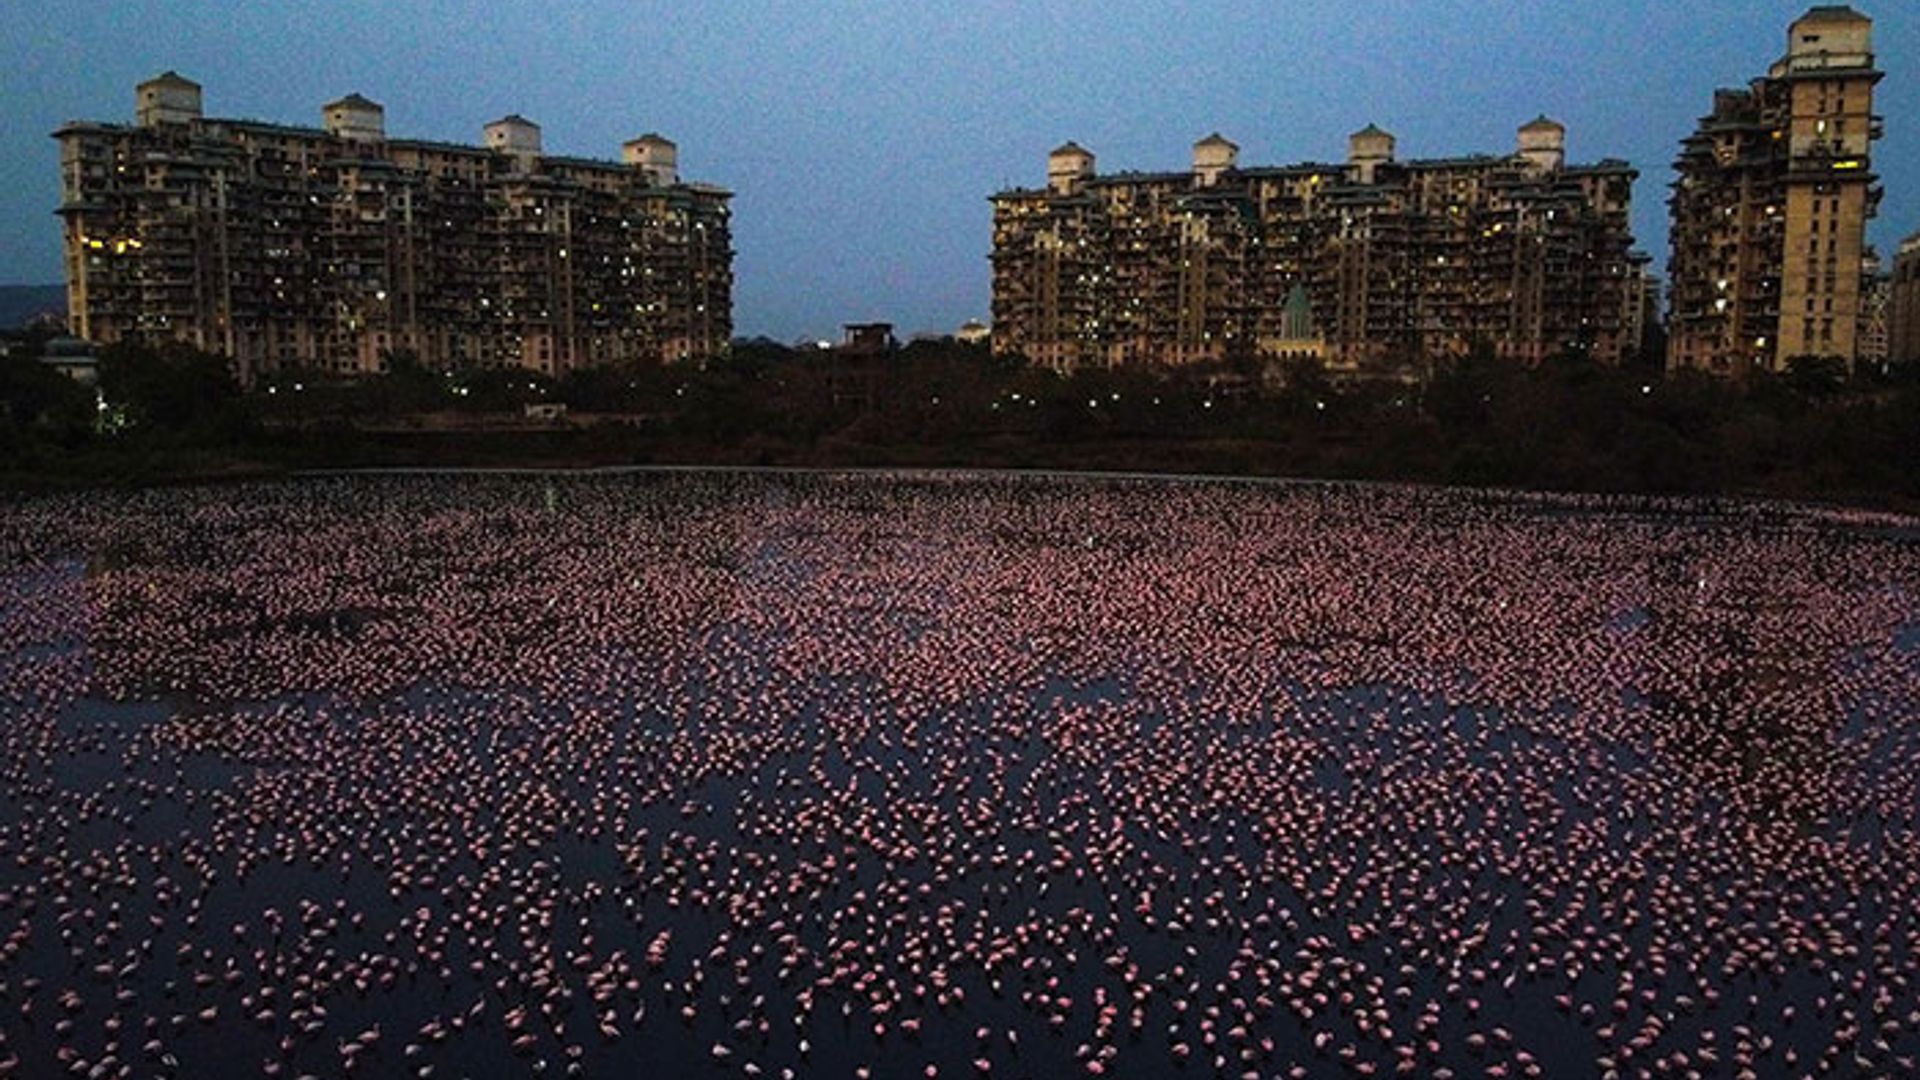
[2,331,1916,508]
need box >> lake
[1,472,1916,1078]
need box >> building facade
[1858,249,1890,371]
[1667,7,1884,377]
[989,121,1638,373]
[55,73,733,383]
[1891,232,1920,369]
[1620,253,1662,366]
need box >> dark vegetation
[3,330,1917,509]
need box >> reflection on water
[0,474,1916,1079]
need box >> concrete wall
[1048,146,1095,196]
[1787,9,1872,64]
[1518,121,1566,173]
[1890,240,1920,367]
[1193,137,1238,187]
[325,101,386,143]
[624,136,679,186]
[136,77,201,128]
[485,117,542,171]
[1348,129,1395,185]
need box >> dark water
[1,473,1917,1080]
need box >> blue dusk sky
[2,1,1915,341]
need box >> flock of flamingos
[0,472,1916,1079]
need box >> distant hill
[0,285,66,330]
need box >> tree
[96,341,247,441]
[1781,355,1848,398]
[0,351,94,448]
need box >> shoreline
[11,454,1916,529]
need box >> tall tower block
[1773,5,1884,369]
[1667,6,1883,376]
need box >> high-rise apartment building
[1858,249,1891,371]
[1667,7,1883,377]
[1890,232,1920,369]
[989,121,1638,373]
[1621,254,1661,366]
[55,74,733,383]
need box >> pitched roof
[1352,123,1393,139]
[1797,5,1870,24]
[1520,115,1565,132]
[324,93,383,112]
[489,114,540,129]
[1051,141,1093,157]
[1195,132,1239,150]
[142,70,200,89]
